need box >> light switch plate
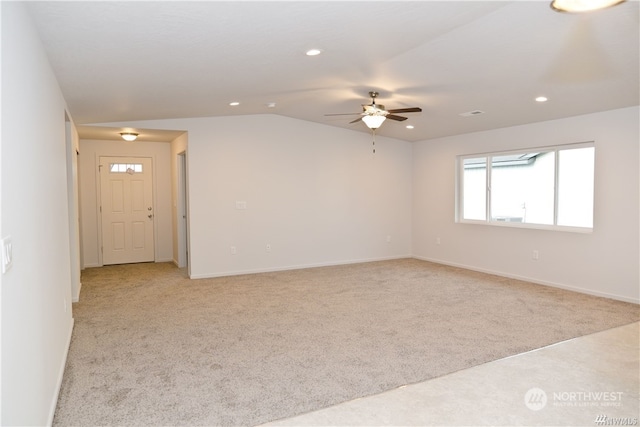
[2,236,13,274]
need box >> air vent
[459,110,485,117]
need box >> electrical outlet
[231,246,237,255]
[436,237,441,245]
[266,244,271,252]
[532,250,539,260]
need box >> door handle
[148,214,153,219]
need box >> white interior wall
[186,115,413,278]
[97,114,414,278]
[413,106,640,303]
[1,3,75,425]
[78,139,173,267]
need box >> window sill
[457,219,593,234]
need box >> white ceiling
[27,1,639,142]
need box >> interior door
[100,156,154,265]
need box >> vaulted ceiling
[26,1,639,142]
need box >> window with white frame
[109,163,143,174]
[458,142,595,231]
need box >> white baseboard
[82,262,101,268]
[413,256,640,304]
[189,255,412,279]
[84,259,173,268]
[47,318,74,426]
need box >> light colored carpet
[53,259,639,426]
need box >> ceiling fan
[326,91,422,130]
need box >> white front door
[100,156,155,265]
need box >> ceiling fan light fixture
[120,132,138,142]
[362,115,386,130]
[550,0,626,12]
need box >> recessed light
[535,96,548,103]
[306,49,322,56]
[460,110,485,117]
[406,125,414,129]
[229,101,240,106]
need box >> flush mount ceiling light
[362,114,387,130]
[550,0,626,12]
[120,132,138,142]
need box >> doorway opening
[177,151,189,273]
[65,112,81,301]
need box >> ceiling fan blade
[386,107,422,114]
[325,112,363,117]
[349,117,363,124]
[386,114,408,121]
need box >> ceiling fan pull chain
[372,130,376,154]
